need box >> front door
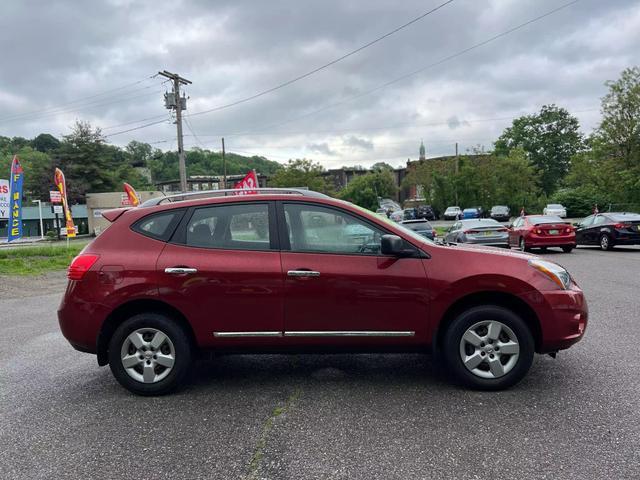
[156,201,283,345]
[575,215,595,244]
[278,201,429,343]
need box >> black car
[416,205,438,221]
[575,212,640,250]
[399,219,436,240]
[490,205,511,222]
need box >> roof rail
[140,188,329,207]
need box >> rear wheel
[442,306,535,390]
[108,312,192,396]
[599,234,613,251]
[519,237,529,252]
[562,246,574,253]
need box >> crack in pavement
[243,388,302,480]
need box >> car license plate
[549,229,559,235]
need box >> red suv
[58,189,587,395]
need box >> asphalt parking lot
[1,246,639,479]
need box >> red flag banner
[123,182,140,207]
[233,170,258,195]
[54,168,76,237]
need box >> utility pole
[159,70,192,192]
[221,137,227,189]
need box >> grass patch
[0,244,86,276]
[434,226,449,237]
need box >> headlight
[528,259,571,290]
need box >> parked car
[389,210,404,222]
[462,207,481,219]
[400,219,437,240]
[574,212,640,250]
[403,208,418,221]
[375,208,389,217]
[444,219,509,248]
[443,206,462,220]
[59,188,587,395]
[543,204,567,218]
[490,205,511,222]
[508,215,575,253]
[416,205,438,221]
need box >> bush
[551,188,610,217]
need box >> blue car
[462,207,481,219]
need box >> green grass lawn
[0,243,87,276]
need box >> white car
[444,206,462,220]
[543,204,567,218]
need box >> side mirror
[381,234,417,257]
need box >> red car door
[278,201,429,344]
[156,201,284,346]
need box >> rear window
[402,221,432,231]
[609,213,640,222]
[132,209,184,241]
[461,219,500,227]
[529,215,565,225]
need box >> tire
[108,312,192,396]
[442,305,535,390]
[519,237,529,253]
[562,246,574,253]
[599,234,613,251]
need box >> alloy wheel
[519,238,526,252]
[600,234,609,250]
[459,320,520,379]
[120,328,176,384]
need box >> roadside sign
[93,209,103,218]
[61,226,77,236]
[52,205,63,214]
[0,179,8,219]
[121,193,131,207]
[49,191,62,203]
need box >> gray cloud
[307,142,336,156]
[0,0,638,168]
[343,135,374,151]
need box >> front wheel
[600,234,613,251]
[442,306,535,390]
[108,312,192,396]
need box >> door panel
[156,202,283,347]
[281,252,429,338]
[279,201,430,344]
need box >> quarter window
[284,203,384,255]
[132,210,183,241]
[185,203,271,250]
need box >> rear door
[278,201,429,342]
[156,201,284,345]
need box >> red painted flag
[234,170,258,195]
[54,168,76,237]
[123,182,141,207]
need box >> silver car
[444,219,509,247]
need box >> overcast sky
[0,0,638,169]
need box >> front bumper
[525,286,588,352]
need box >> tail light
[564,227,573,233]
[68,254,99,280]
[534,228,543,234]
[464,230,480,234]
[497,227,508,232]
[614,223,628,229]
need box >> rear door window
[184,203,272,250]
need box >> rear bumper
[526,235,575,248]
[464,238,509,248]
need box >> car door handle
[165,267,198,275]
[287,270,320,277]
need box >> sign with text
[49,190,62,203]
[0,179,8,219]
[8,156,24,242]
[54,168,76,238]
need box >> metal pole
[174,77,187,193]
[32,200,44,239]
[222,137,227,189]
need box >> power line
[183,1,455,119]
[104,118,171,138]
[232,0,582,137]
[0,74,161,123]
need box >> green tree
[31,133,60,153]
[269,158,331,193]
[593,66,640,167]
[339,170,397,211]
[494,104,583,195]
